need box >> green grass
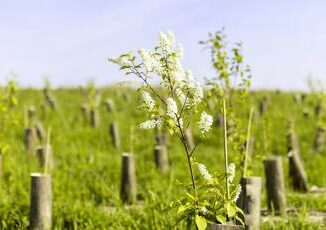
[0,88,325,229]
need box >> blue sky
[1,0,326,90]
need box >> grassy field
[0,87,325,229]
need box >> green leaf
[225,202,236,218]
[216,214,226,223]
[195,215,207,230]
[119,65,130,70]
[177,205,187,214]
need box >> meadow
[0,85,325,229]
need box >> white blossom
[228,163,236,183]
[196,163,213,182]
[200,207,208,213]
[159,31,175,52]
[108,52,131,67]
[139,49,160,72]
[175,88,190,109]
[138,118,163,129]
[141,91,155,111]
[167,98,178,121]
[184,70,194,82]
[233,184,242,202]
[176,43,184,58]
[192,81,204,106]
[199,111,213,135]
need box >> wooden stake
[259,97,268,115]
[36,146,54,170]
[238,176,262,230]
[35,122,46,142]
[29,173,52,230]
[24,128,37,152]
[288,151,308,192]
[105,99,115,112]
[314,126,325,152]
[109,122,121,149]
[263,156,287,216]
[315,103,323,118]
[155,132,168,146]
[154,145,169,173]
[80,104,89,123]
[90,109,99,128]
[120,153,137,204]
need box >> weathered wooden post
[293,94,301,104]
[154,145,169,173]
[286,122,299,153]
[301,93,306,103]
[36,146,54,169]
[122,92,130,102]
[302,110,309,118]
[314,126,325,152]
[35,122,46,142]
[185,128,194,151]
[215,114,223,127]
[80,104,89,123]
[45,93,57,110]
[259,97,268,115]
[90,109,99,128]
[29,173,52,230]
[263,156,287,216]
[109,122,121,149]
[238,177,262,230]
[28,106,36,121]
[120,153,137,204]
[40,103,46,120]
[288,151,308,192]
[315,102,323,118]
[24,128,37,152]
[105,99,115,112]
[155,132,168,146]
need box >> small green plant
[202,30,253,176]
[109,31,243,229]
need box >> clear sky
[1,0,326,90]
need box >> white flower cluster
[199,111,213,135]
[196,163,213,183]
[228,163,236,183]
[159,31,175,52]
[108,52,132,67]
[233,184,242,202]
[166,98,178,120]
[139,49,161,73]
[166,97,183,127]
[141,91,155,111]
[138,118,162,129]
[109,32,206,132]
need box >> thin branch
[188,139,202,157]
[179,90,190,117]
[243,107,254,177]
[222,98,230,200]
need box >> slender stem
[176,118,197,201]
[179,90,190,117]
[222,99,230,200]
[44,127,51,175]
[243,107,254,177]
[132,68,167,106]
[189,140,202,157]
